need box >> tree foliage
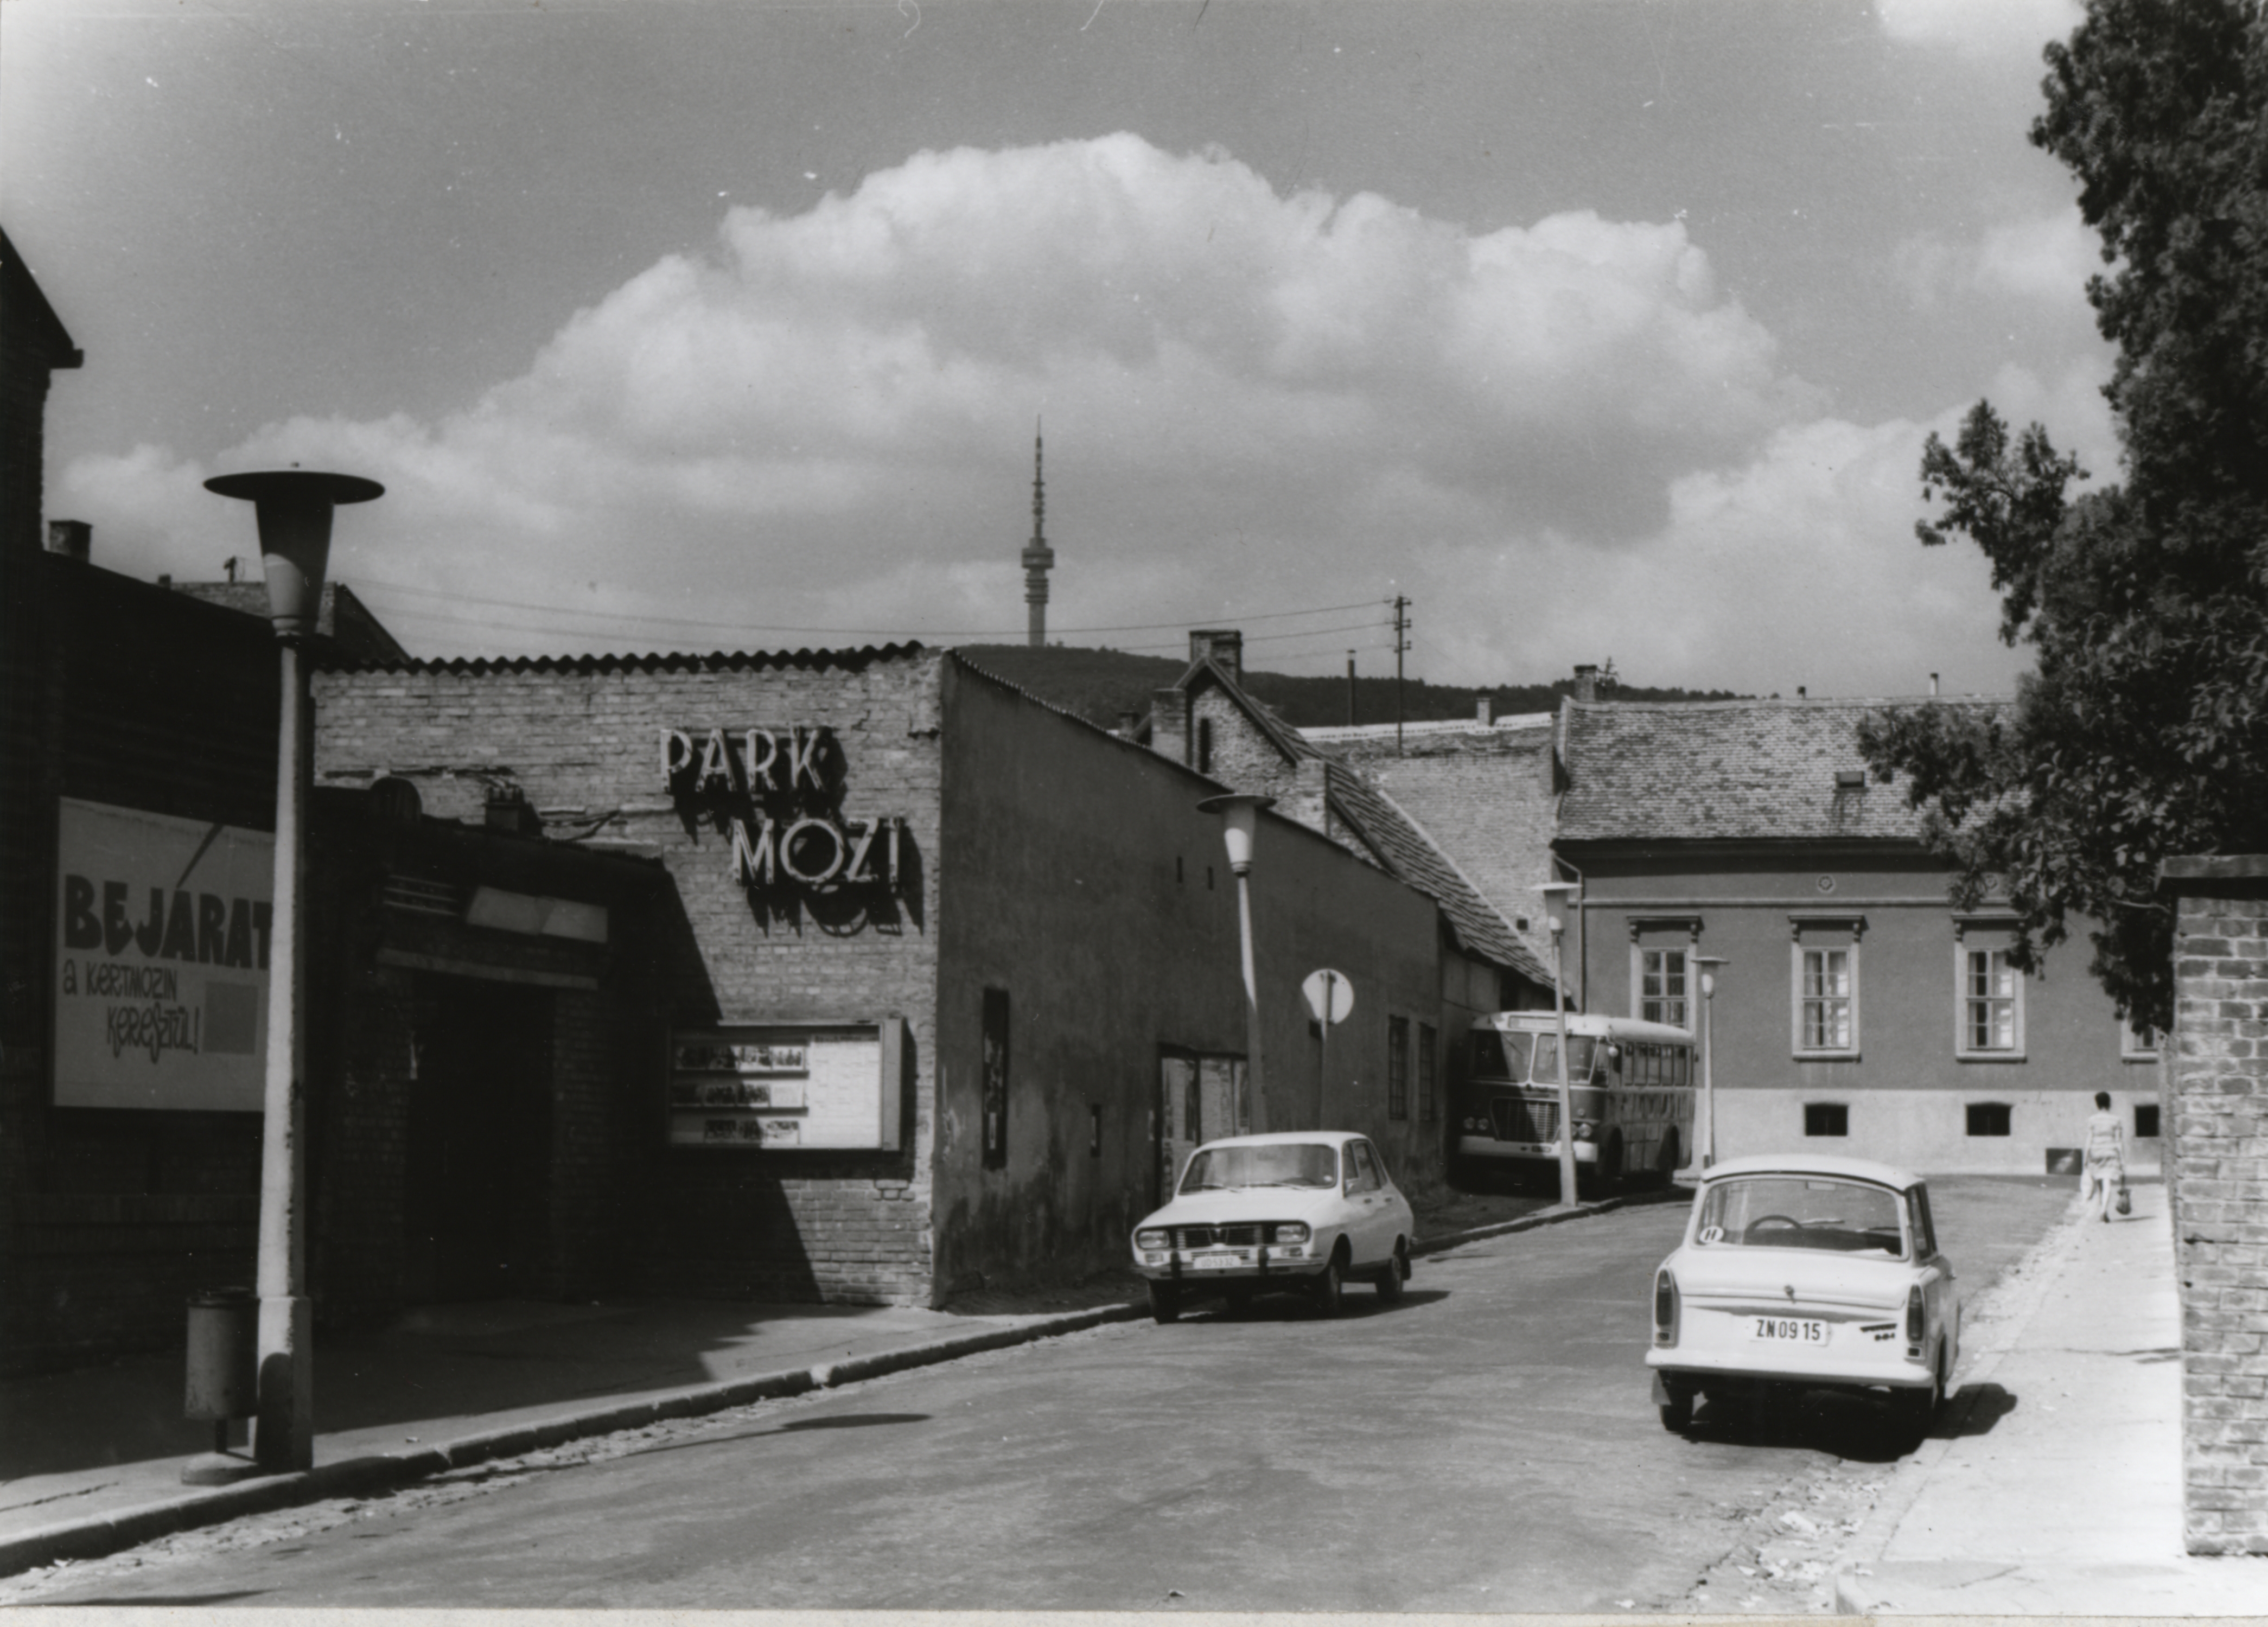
[1861,0,2268,1033]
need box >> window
[2123,1022,2161,1061]
[1386,1016,1410,1120]
[1640,948,1689,1029]
[980,987,1010,1169]
[1418,1023,1437,1123]
[1804,1102,1849,1137]
[1627,917,1700,1031]
[1195,717,1214,775]
[1909,1186,1938,1258]
[1966,1101,2012,1137]
[1792,930,1860,1056]
[1346,1140,1384,1192]
[2135,1102,2161,1138]
[1958,947,2024,1056]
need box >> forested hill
[950,645,1744,732]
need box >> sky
[3,0,2117,696]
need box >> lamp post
[205,469,383,1474]
[1693,955,1726,1171]
[1199,793,1275,1135]
[1536,879,1579,1207]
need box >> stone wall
[2161,854,2268,1556]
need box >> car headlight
[1135,1229,1170,1250]
[1271,1222,1310,1244]
[1572,1119,1598,1141]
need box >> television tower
[1021,423,1054,647]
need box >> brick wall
[2161,855,2268,1556]
[316,650,945,1306]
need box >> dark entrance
[406,977,553,1301]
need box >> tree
[1860,0,2268,1035]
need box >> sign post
[1301,968,1355,1129]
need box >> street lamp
[1199,793,1275,1135]
[1693,955,1727,1171]
[1536,879,1579,1207]
[206,469,383,1474]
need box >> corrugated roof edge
[326,641,931,675]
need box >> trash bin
[185,1286,257,1447]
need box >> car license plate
[1749,1317,1830,1345]
[1190,1252,1243,1270]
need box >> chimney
[1572,663,1599,704]
[1290,755,1332,835]
[484,782,543,838]
[1798,686,1807,700]
[1189,628,1243,683]
[45,519,91,562]
[1150,687,1189,765]
[1929,672,1940,697]
[1117,710,1142,738]
[157,573,172,590]
[1476,696,1493,726]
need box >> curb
[0,1302,1143,1580]
[1829,1189,2093,1615]
[0,1192,1672,1580]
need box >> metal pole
[1694,955,1725,1172]
[256,637,313,1472]
[1237,867,1267,1134]
[1550,926,1578,1207]
[1316,971,1334,1128]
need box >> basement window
[1804,1102,1849,1138]
[1965,1101,2012,1138]
[2135,1103,2161,1139]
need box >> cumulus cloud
[1878,0,2082,61]
[1895,211,2100,320]
[56,132,2063,694]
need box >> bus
[1452,1012,1697,1195]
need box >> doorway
[406,977,554,1301]
[1155,1049,1246,1207]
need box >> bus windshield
[1474,1029,1596,1084]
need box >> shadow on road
[1679,1388,1936,1464]
[1946,1381,2018,1437]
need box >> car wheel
[1375,1243,1409,1302]
[1148,1281,1181,1325]
[1659,1384,1694,1433]
[1312,1251,1345,1316]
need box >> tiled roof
[1299,713,1552,744]
[1555,696,2009,843]
[1168,662,1550,985]
[330,642,928,675]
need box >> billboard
[53,798,273,1111]
[666,1021,903,1150]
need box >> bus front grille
[1491,1098,1558,1143]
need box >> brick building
[2158,854,2268,1556]
[308,642,1502,1316]
[1553,694,2157,1173]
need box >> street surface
[15,1179,2074,1612]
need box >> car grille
[1492,1097,1558,1142]
[1172,1224,1266,1248]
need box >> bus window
[1671,1048,1690,1087]
[1473,1030,1536,1082]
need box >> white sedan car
[1130,1131,1415,1322]
[1646,1153,1959,1448]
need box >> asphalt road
[25,1192,2020,1613]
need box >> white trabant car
[1647,1153,1959,1447]
[1130,1131,1415,1323]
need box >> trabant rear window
[1181,1143,1339,1192]
[1693,1176,1907,1258]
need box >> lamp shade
[205,471,384,637]
[1197,792,1275,875]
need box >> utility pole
[1346,651,1357,725]
[1390,596,1411,755]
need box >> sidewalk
[0,1188,1665,1580]
[1834,1178,2268,1615]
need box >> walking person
[2083,1090,2125,1222]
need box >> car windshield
[1693,1176,1908,1258]
[1180,1143,1339,1191]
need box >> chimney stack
[1930,672,1940,697]
[1572,663,1599,704]
[1476,696,1493,726]
[1189,628,1243,683]
[45,519,90,562]
[1117,710,1142,738]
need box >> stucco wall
[932,664,1451,1293]
[1560,843,2151,1173]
